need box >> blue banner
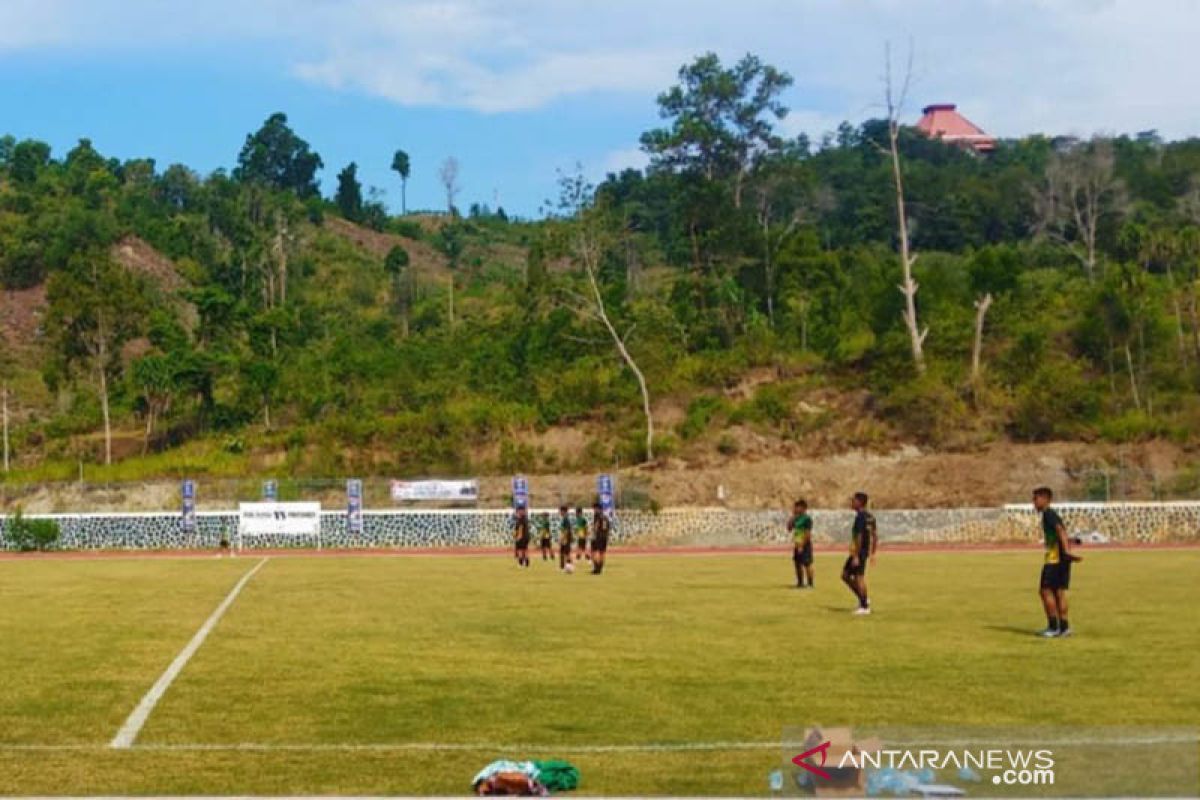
[262,479,278,501]
[512,475,529,510]
[598,473,615,516]
[347,478,363,535]
[181,479,196,534]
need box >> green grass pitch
[1,549,1197,795]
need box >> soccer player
[788,499,814,588]
[841,492,877,614]
[1033,487,1082,638]
[511,507,531,568]
[537,512,553,561]
[574,506,590,561]
[557,505,574,569]
[590,501,611,574]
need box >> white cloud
[293,46,686,113]
[599,146,650,175]
[1,0,1198,137]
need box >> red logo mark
[792,740,832,780]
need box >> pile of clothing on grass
[472,759,580,796]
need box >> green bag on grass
[532,760,580,792]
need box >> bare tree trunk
[890,136,927,373]
[2,383,9,473]
[142,406,154,456]
[95,309,113,466]
[399,275,410,339]
[762,211,775,328]
[448,275,456,328]
[1165,264,1189,368]
[1124,342,1142,411]
[971,293,994,385]
[884,44,927,374]
[98,362,112,466]
[583,243,654,462]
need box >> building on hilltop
[915,103,995,153]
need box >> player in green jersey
[536,512,553,561]
[557,505,574,569]
[574,506,590,561]
[788,499,814,589]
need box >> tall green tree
[44,255,151,465]
[640,52,792,208]
[234,112,323,198]
[384,244,412,337]
[131,354,174,454]
[391,149,411,214]
[335,162,364,222]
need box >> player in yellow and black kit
[841,492,877,614]
[590,501,611,574]
[574,507,590,561]
[557,506,574,569]
[1033,487,1082,638]
[788,499,814,589]
[536,512,553,561]
[511,507,531,568]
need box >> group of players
[510,502,612,574]
[787,487,1082,636]
[787,492,878,615]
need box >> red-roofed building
[915,104,995,153]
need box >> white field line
[108,557,269,750]
[4,733,1195,754]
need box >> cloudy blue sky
[1,0,1197,216]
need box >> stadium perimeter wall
[1,503,1198,551]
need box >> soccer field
[1,549,1197,796]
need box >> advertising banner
[238,502,321,536]
[181,479,196,534]
[347,479,364,535]
[512,476,529,510]
[597,473,615,517]
[389,479,479,502]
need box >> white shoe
[853,606,872,615]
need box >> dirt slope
[471,440,1195,509]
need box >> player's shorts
[1039,562,1071,590]
[592,536,609,553]
[793,544,813,566]
[539,537,552,548]
[576,538,588,550]
[515,537,531,550]
[842,555,866,577]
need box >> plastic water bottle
[768,769,784,793]
[958,766,982,783]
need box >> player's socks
[1059,617,1069,633]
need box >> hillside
[2,91,1200,504]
